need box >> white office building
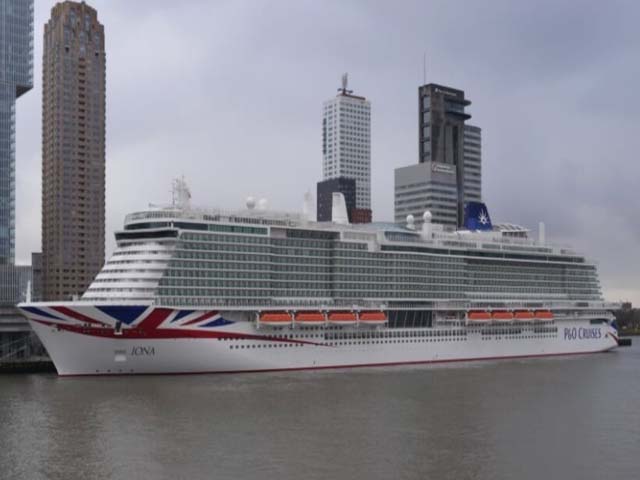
[322,74,371,210]
[394,162,459,226]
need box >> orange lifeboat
[514,311,535,321]
[358,311,387,326]
[295,312,325,325]
[534,310,554,321]
[259,312,292,327]
[327,311,358,326]
[467,311,492,321]
[492,311,514,322]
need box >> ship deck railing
[125,206,585,257]
[125,206,305,227]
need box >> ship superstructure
[19,187,618,375]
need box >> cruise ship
[19,182,619,375]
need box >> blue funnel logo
[464,202,493,231]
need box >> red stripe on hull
[57,349,615,377]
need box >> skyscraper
[0,0,33,264]
[321,74,371,222]
[0,1,35,362]
[395,83,481,228]
[42,1,105,300]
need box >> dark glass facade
[417,83,472,227]
[0,0,33,264]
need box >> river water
[1,344,639,480]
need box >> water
[1,345,639,480]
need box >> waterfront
[1,345,639,480]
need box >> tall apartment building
[42,1,105,300]
[0,0,33,264]
[320,74,371,222]
[395,83,481,228]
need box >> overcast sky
[14,0,640,304]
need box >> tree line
[614,303,640,334]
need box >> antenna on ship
[172,176,191,210]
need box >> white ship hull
[21,304,619,376]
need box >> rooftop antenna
[423,52,427,85]
[338,72,353,95]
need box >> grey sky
[15,0,640,303]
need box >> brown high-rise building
[42,1,105,300]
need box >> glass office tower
[0,0,34,264]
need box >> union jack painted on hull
[22,305,234,333]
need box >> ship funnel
[463,202,492,231]
[332,192,349,225]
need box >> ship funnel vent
[332,192,349,225]
[172,177,191,210]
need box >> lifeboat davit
[358,311,387,326]
[467,311,492,322]
[492,311,514,322]
[514,311,535,321]
[327,311,358,326]
[259,312,292,327]
[534,310,554,322]
[295,312,325,325]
